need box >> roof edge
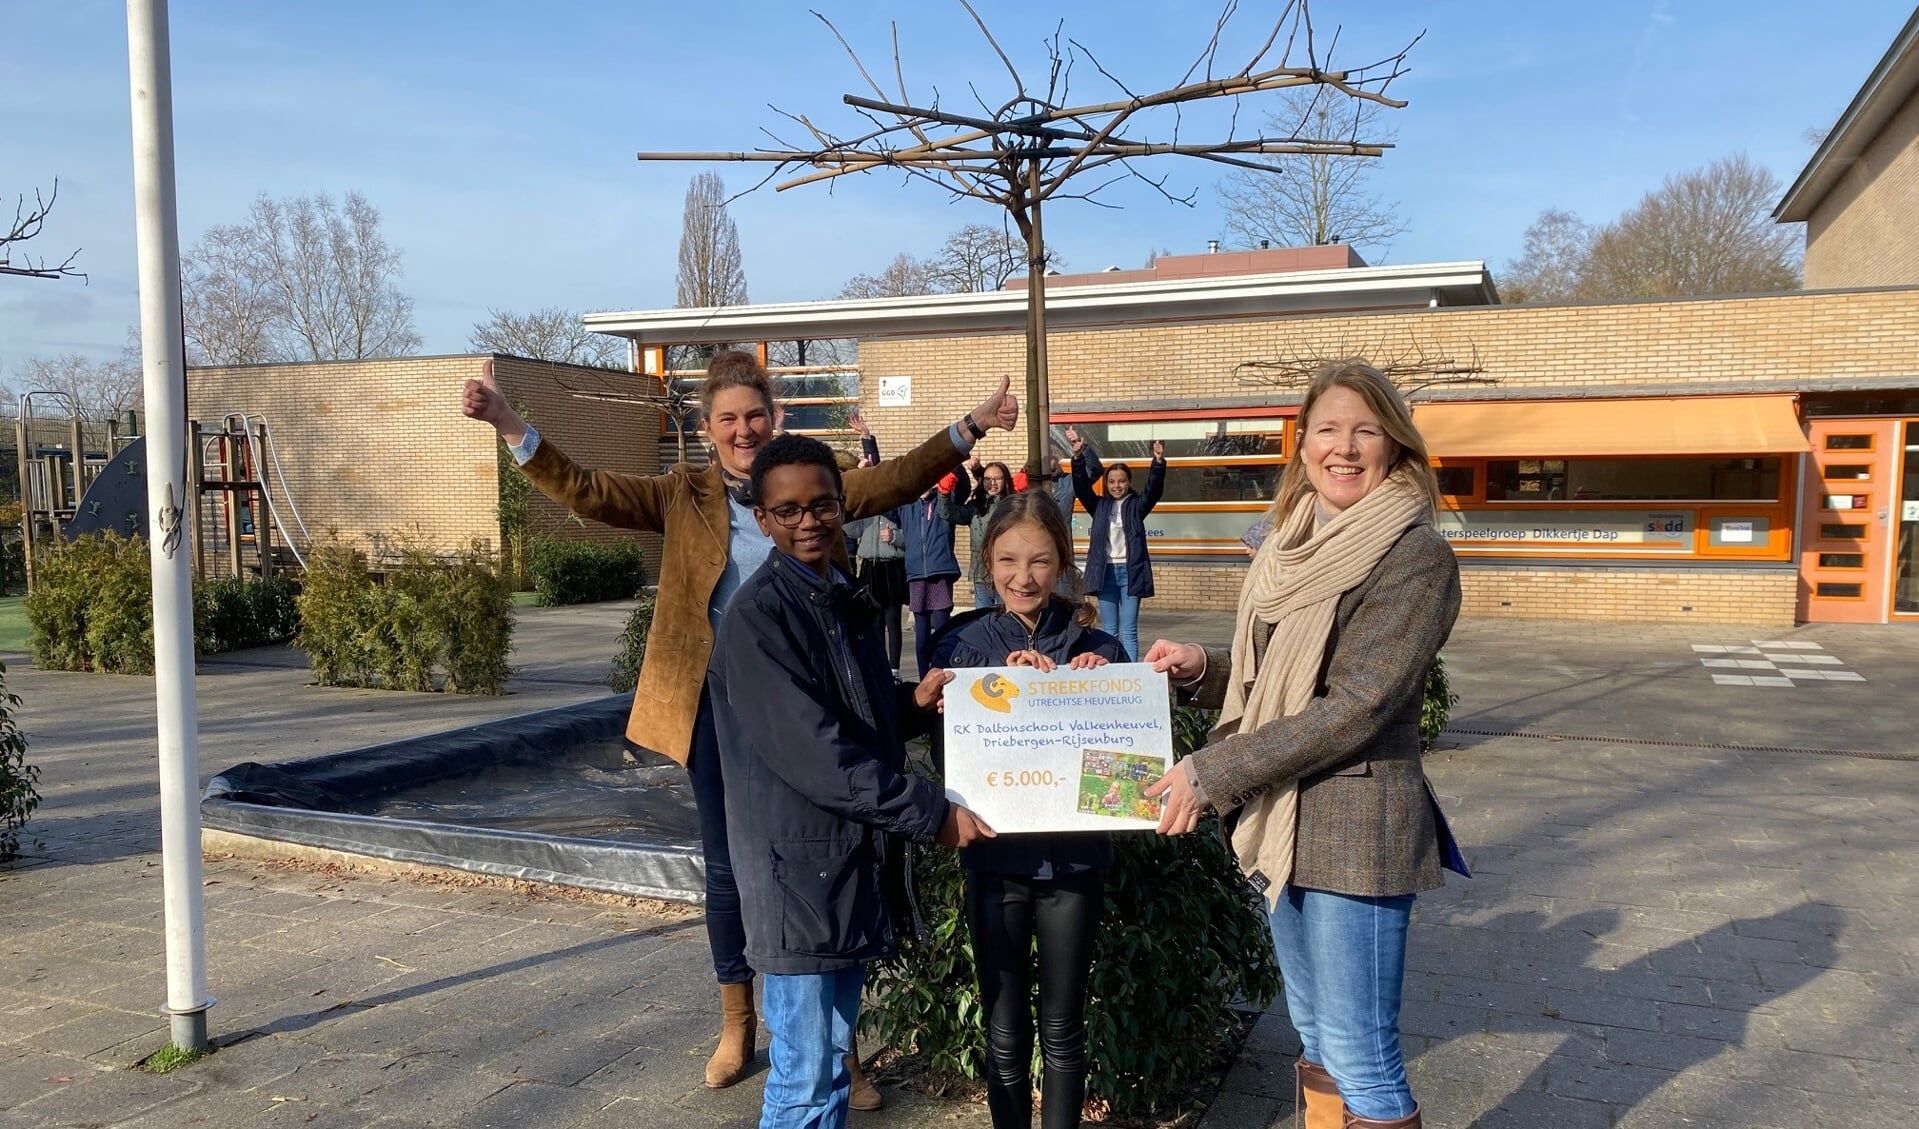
[1776,7,1919,222]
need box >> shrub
[606,592,655,693]
[862,704,1281,1118]
[530,538,645,606]
[26,533,154,674]
[0,659,39,863]
[1422,655,1458,753]
[295,535,514,694]
[193,575,300,655]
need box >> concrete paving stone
[520,994,645,1040]
[1195,1089,1282,1129]
[0,1051,100,1114]
[8,1058,198,1124]
[570,1096,728,1129]
[1216,1050,1295,1100]
[242,1098,388,1128]
[1403,1036,1551,1096]
[577,1042,721,1101]
[454,1079,615,1129]
[1721,1046,1866,1097]
[10,958,148,1001]
[354,1057,516,1123]
[1778,1018,1913,1063]
[1675,1077,1824,1128]
[479,1035,636,1088]
[0,1002,101,1046]
[1539,989,1663,1032]
[240,1050,410,1109]
[1601,1029,1738,1073]
[1852,1057,1919,1103]
[103,1086,283,1128]
[1239,1010,1304,1057]
[285,1003,427,1057]
[1693,930,1817,966]
[1461,1088,1613,1129]
[1660,1001,1780,1044]
[26,1008,168,1059]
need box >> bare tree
[839,253,939,299]
[18,346,143,419]
[1581,153,1801,299]
[1215,87,1407,255]
[675,172,748,309]
[1,180,84,282]
[180,191,420,364]
[1144,247,1175,268]
[182,221,281,364]
[1499,208,1593,304]
[929,223,1058,293]
[469,308,623,367]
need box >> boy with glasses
[708,434,994,1128]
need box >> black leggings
[965,869,1104,1129]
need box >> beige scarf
[1216,468,1430,909]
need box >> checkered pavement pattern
[1692,640,1868,686]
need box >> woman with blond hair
[1143,361,1464,1129]
[464,351,1018,1102]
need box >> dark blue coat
[890,491,962,583]
[709,552,948,975]
[1074,446,1166,598]
[926,600,1127,879]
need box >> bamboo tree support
[631,0,1418,475]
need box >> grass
[139,1044,208,1074]
[0,597,27,654]
[509,590,540,608]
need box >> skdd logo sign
[970,673,1020,714]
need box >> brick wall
[491,356,663,577]
[186,355,662,577]
[1459,564,1797,626]
[1805,88,1919,288]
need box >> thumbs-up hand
[463,360,529,444]
[970,373,1019,434]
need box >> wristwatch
[962,412,987,440]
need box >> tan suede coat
[516,428,964,763]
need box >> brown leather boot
[1342,1108,1420,1128]
[1295,1059,1345,1129]
[846,1033,883,1111]
[704,981,756,1088]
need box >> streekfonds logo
[970,673,1021,713]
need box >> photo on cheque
[942,663,1175,834]
[1078,749,1166,822]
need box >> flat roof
[583,260,1497,345]
[1775,7,1919,223]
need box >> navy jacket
[1074,446,1166,598]
[709,551,949,975]
[890,491,962,583]
[926,601,1127,879]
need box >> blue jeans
[688,688,750,985]
[1267,885,1417,1120]
[759,966,865,1129]
[1097,563,1141,662]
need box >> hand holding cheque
[921,660,1178,834]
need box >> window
[1436,465,1477,498]
[1484,458,1781,502]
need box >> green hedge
[1422,655,1458,753]
[862,705,1282,1118]
[530,538,645,607]
[27,535,307,671]
[295,538,514,695]
[194,575,301,655]
[0,658,38,862]
[607,593,655,693]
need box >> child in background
[710,434,994,1129]
[914,490,1127,1129]
[890,474,965,676]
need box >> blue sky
[2,0,1910,367]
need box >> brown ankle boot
[705,981,756,1088]
[846,1033,883,1111]
[1295,1059,1346,1129]
[1342,1108,1420,1128]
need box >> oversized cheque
[942,662,1174,833]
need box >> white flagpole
[126,0,210,1052]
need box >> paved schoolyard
[2,605,1915,1127]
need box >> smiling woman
[461,346,1017,1096]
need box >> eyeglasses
[761,498,845,527]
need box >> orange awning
[1411,395,1810,459]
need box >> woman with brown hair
[463,351,1018,1096]
[1142,361,1464,1129]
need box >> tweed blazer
[516,427,964,765]
[1185,524,1462,897]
